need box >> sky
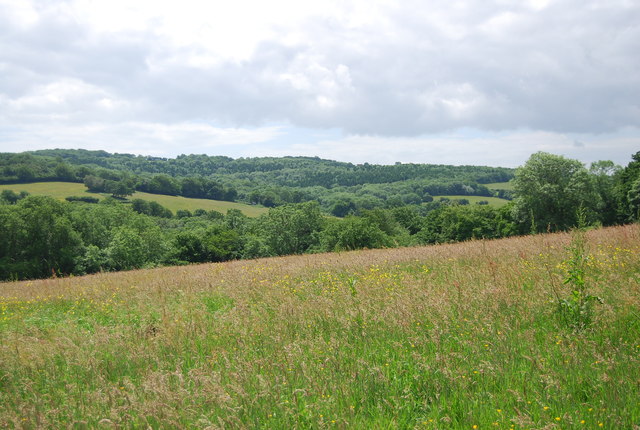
[0,0,638,168]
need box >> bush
[65,196,100,203]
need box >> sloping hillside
[0,182,267,216]
[1,225,639,428]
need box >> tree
[259,202,324,255]
[107,226,147,270]
[627,178,640,219]
[107,181,134,199]
[330,199,356,217]
[1,190,20,204]
[319,216,391,251]
[0,196,83,279]
[614,151,640,221]
[512,152,601,232]
[84,175,106,192]
[172,225,240,263]
[589,160,621,226]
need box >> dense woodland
[0,149,513,212]
[0,150,639,281]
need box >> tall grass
[1,225,639,428]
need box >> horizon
[7,145,637,170]
[1,1,639,168]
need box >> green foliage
[2,150,639,281]
[172,225,241,263]
[613,151,640,221]
[107,226,148,270]
[0,189,29,204]
[0,196,83,279]
[319,216,392,251]
[65,195,99,203]
[130,199,173,218]
[555,230,603,331]
[2,149,515,212]
[106,180,135,198]
[626,178,640,220]
[513,152,601,232]
[258,202,324,255]
[417,204,516,244]
[76,244,110,273]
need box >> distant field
[435,195,510,207]
[1,225,639,427]
[0,182,267,217]
[485,181,515,190]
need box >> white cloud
[245,129,640,167]
[0,0,639,166]
[1,120,283,156]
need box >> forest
[0,150,639,281]
[0,149,513,212]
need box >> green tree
[417,205,514,244]
[0,196,83,279]
[330,199,356,217]
[614,151,640,221]
[107,181,134,199]
[512,152,601,232]
[107,226,147,270]
[84,175,106,192]
[1,190,20,204]
[259,202,324,255]
[172,226,240,263]
[319,216,391,251]
[627,178,640,219]
[589,160,621,226]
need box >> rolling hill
[0,182,268,217]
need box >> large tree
[615,151,640,221]
[512,152,601,232]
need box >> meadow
[435,195,510,207]
[485,182,515,191]
[1,225,639,428]
[0,182,267,217]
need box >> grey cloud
[1,0,639,138]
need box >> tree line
[1,150,638,281]
[0,150,514,214]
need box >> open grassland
[0,181,91,200]
[128,191,267,217]
[486,181,515,191]
[0,182,267,217]
[1,226,640,429]
[435,195,510,207]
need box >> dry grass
[1,225,639,428]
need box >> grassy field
[1,225,639,428]
[435,195,510,207]
[0,182,267,217]
[485,181,515,191]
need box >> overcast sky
[1,0,638,167]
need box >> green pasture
[0,182,267,217]
[434,195,510,207]
[485,181,515,190]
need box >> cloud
[0,120,283,156]
[243,128,640,167]
[0,0,639,164]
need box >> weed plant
[555,229,603,331]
